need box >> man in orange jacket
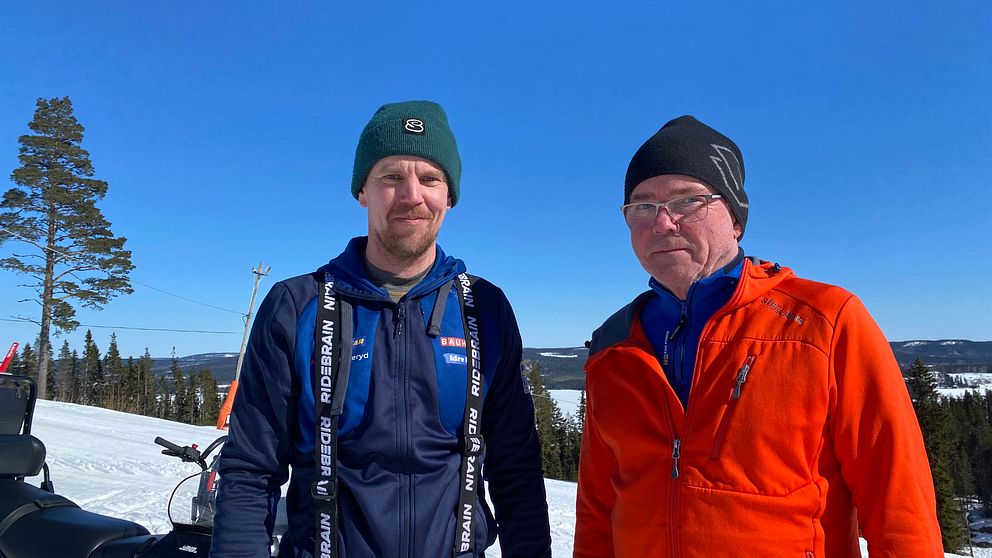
[573,115,944,558]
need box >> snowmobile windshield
[168,467,220,528]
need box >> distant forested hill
[154,340,992,390]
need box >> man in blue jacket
[210,101,552,558]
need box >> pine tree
[11,342,37,381]
[907,358,967,552]
[184,372,200,425]
[560,413,581,480]
[102,333,124,410]
[0,97,133,400]
[963,390,992,512]
[984,390,992,512]
[119,357,140,414]
[196,368,221,426]
[524,361,570,480]
[80,330,103,406]
[155,375,171,420]
[170,354,189,423]
[945,397,975,498]
[38,340,55,396]
[137,349,155,416]
[577,390,586,430]
[63,349,82,404]
[54,340,73,401]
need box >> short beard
[373,226,437,262]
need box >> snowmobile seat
[0,374,36,436]
[0,480,151,558]
[0,434,46,479]
[0,374,151,557]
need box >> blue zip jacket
[641,251,744,409]
[211,237,551,558]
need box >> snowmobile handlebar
[154,435,228,471]
[155,436,206,468]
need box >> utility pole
[216,261,270,429]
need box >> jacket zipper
[675,291,691,396]
[710,355,756,459]
[395,303,405,337]
[394,301,413,557]
[655,372,682,558]
[658,265,749,557]
[665,312,686,368]
[671,437,682,558]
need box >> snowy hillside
[939,372,992,398]
[23,400,576,556]
[19,400,988,557]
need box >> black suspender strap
[313,274,352,558]
[453,272,485,558]
[427,279,455,336]
[312,272,483,558]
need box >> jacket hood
[320,236,467,301]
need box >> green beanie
[351,100,462,206]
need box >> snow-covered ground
[939,372,992,399]
[17,399,990,557]
[973,513,992,547]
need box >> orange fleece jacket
[574,260,943,558]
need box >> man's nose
[652,208,679,234]
[395,174,425,205]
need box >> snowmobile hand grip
[154,437,184,454]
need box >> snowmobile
[0,373,286,557]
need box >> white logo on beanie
[403,118,425,134]
[709,144,748,209]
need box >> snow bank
[20,399,987,557]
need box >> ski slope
[21,399,989,557]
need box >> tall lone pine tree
[0,97,133,400]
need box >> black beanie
[624,115,748,235]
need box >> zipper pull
[668,312,687,341]
[395,304,406,337]
[731,355,755,399]
[671,438,682,479]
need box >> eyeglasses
[621,194,723,227]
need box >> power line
[128,279,243,315]
[0,317,239,335]
[531,391,583,406]
[0,225,244,315]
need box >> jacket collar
[647,249,745,312]
[586,252,795,365]
[319,236,466,302]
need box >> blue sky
[1,1,989,359]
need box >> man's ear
[358,187,368,208]
[733,220,743,240]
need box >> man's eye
[674,197,705,209]
[634,203,657,212]
[382,174,402,180]
[421,175,443,183]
